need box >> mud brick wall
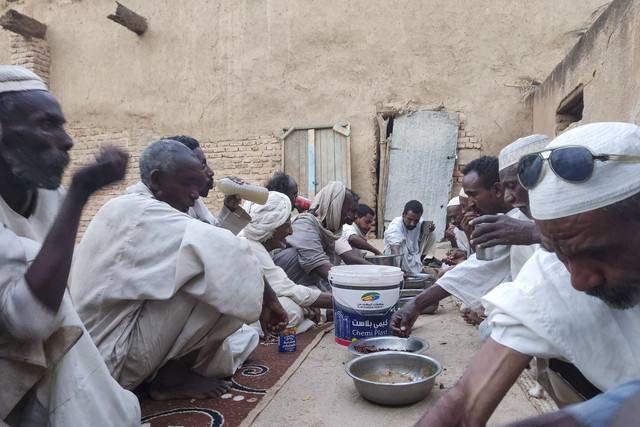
[10,33,50,85]
[451,113,482,197]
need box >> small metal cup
[475,245,496,261]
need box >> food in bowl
[348,336,429,357]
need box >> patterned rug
[140,323,334,427]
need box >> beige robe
[70,182,264,388]
[0,188,140,426]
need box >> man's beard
[2,147,69,189]
[406,224,416,230]
[344,218,354,225]
[586,282,640,310]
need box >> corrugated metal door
[283,125,351,199]
[383,111,459,240]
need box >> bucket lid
[328,265,403,286]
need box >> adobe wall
[533,0,640,135]
[0,0,604,232]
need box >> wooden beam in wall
[107,2,147,35]
[0,9,46,39]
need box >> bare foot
[460,307,483,326]
[148,359,232,401]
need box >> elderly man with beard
[239,191,333,332]
[70,139,287,401]
[168,135,251,234]
[272,181,359,292]
[418,122,640,426]
[0,66,140,425]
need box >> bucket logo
[360,292,380,302]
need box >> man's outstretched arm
[416,338,532,426]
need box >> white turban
[498,134,550,171]
[447,196,461,207]
[530,122,640,220]
[240,191,292,242]
[0,66,48,93]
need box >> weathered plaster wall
[533,0,640,135]
[0,0,604,227]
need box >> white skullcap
[240,191,292,242]
[458,188,467,198]
[530,122,640,220]
[0,66,48,93]
[498,134,550,171]
[447,196,461,207]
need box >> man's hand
[460,210,478,237]
[428,221,436,232]
[390,301,420,338]
[260,278,288,336]
[444,248,466,266]
[71,147,129,196]
[471,214,541,248]
[444,225,457,246]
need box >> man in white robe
[70,139,287,400]
[169,135,251,234]
[383,200,437,274]
[240,192,333,333]
[418,122,640,426]
[0,66,140,425]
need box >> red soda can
[295,196,312,211]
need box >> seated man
[272,181,360,292]
[240,191,333,332]
[444,195,469,265]
[0,66,140,425]
[335,203,381,261]
[169,135,250,234]
[383,200,437,275]
[418,122,640,426]
[266,171,302,212]
[392,146,545,335]
[70,139,287,401]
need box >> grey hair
[139,139,195,185]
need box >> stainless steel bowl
[345,352,442,405]
[403,273,436,289]
[364,254,403,267]
[347,336,429,357]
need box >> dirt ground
[252,242,539,426]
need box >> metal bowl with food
[347,336,429,357]
[364,253,403,267]
[345,352,442,405]
[403,273,437,289]
[397,295,439,314]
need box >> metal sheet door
[383,111,459,240]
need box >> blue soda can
[278,325,297,352]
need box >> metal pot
[364,254,403,267]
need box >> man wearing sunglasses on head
[417,122,640,427]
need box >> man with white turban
[418,122,640,426]
[70,139,287,401]
[240,192,333,332]
[0,66,140,425]
[272,181,359,292]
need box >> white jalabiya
[0,189,140,425]
[483,249,640,391]
[242,239,321,328]
[383,216,436,275]
[437,208,538,312]
[70,182,264,389]
[189,197,251,235]
[453,227,470,253]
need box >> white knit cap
[530,122,640,220]
[498,134,550,171]
[0,66,47,93]
[240,191,292,242]
[447,196,460,207]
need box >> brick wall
[451,113,482,197]
[62,128,282,238]
[10,33,50,85]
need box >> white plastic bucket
[328,265,403,346]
